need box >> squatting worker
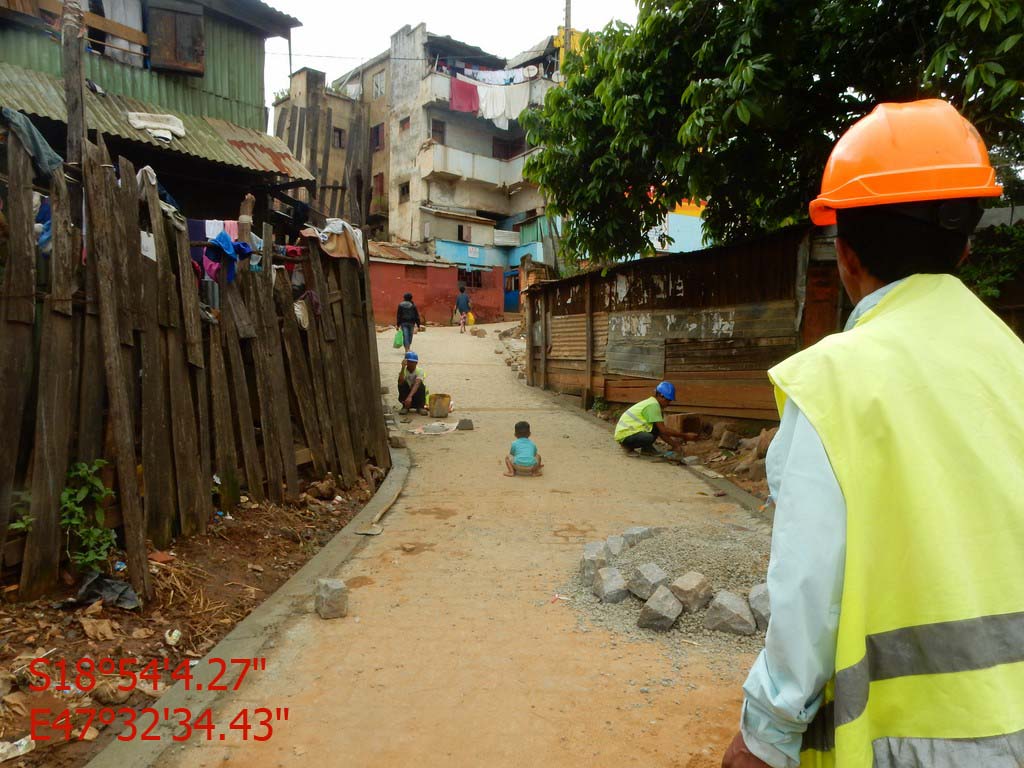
[396,292,424,354]
[397,351,429,416]
[722,99,1023,768]
[613,381,687,455]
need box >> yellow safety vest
[769,274,1024,767]
[614,396,660,442]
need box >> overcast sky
[264,0,638,104]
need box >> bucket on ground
[428,393,452,418]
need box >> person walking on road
[613,381,687,455]
[397,351,429,416]
[722,100,1023,768]
[397,292,423,354]
[455,286,472,333]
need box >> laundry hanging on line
[449,77,479,113]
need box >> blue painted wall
[435,240,507,267]
[663,213,705,252]
[435,239,546,269]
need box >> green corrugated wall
[0,15,266,130]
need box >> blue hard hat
[655,381,676,401]
[405,351,419,362]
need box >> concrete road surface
[160,323,764,768]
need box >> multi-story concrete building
[275,24,563,320]
[339,26,561,262]
[273,24,707,321]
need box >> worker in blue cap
[398,351,429,416]
[614,381,686,455]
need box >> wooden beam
[583,274,593,409]
[524,293,533,386]
[260,224,299,500]
[60,0,85,220]
[305,297,343,476]
[192,333,212,531]
[139,196,176,550]
[18,170,75,599]
[172,227,205,367]
[236,202,284,503]
[117,157,144,331]
[225,289,257,340]
[0,134,36,563]
[540,294,549,390]
[208,326,240,509]
[41,0,149,46]
[331,260,371,473]
[83,141,150,600]
[247,269,284,502]
[165,276,204,537]
[305,243,337,341]
[112,172,134,347]
[222,306,265,501]
[319,258,362,484]
[357,250,392,469]
[274,273,328,477]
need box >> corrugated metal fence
[524,228,813,420]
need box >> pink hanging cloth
[449,77,480,113]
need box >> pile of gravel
[563,520,770,659]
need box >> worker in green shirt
[614,381,686,455]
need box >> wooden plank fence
[0,134,390,601]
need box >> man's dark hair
[403,292,413,301]
[514,421,530,437]
[459,286,466,293]
[835,200,976,284]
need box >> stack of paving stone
[578,527,770,635]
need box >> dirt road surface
[161,323,768,768]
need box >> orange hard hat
[809,99,1002,226]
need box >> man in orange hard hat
[722,99,1024,768]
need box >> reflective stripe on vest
[614,396,658,442]
[771,275,1024,768]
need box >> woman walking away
[396,292,423,354]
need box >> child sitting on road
[504,421,543,477]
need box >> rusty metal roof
[0,62,313,179]
[221,0,301,37]
[426,34,504,69]
[368,241,454,266]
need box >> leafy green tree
[523,0,1024,262]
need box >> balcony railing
[420,72,555,115]
[417,145,539,189]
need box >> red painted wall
[369,262,505,325]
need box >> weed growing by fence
[60,460,117,572]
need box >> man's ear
[835,237,861,281]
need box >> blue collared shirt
[740,280,904,767]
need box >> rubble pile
[572,525,769,639]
